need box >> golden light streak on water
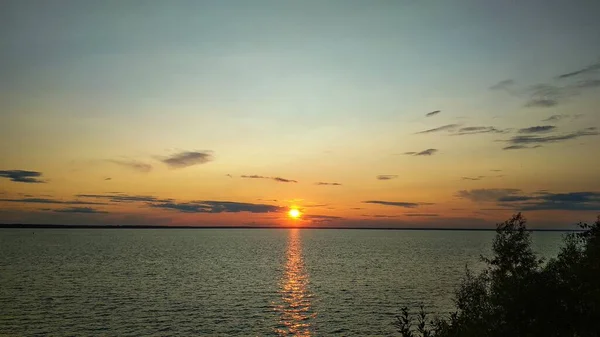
[274,229,315,336]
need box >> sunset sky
[1,0,599,228]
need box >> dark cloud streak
[160,151,213,169]
[415,124,460,134]
[363,200,433,208]
[149,200,282,213]
[518,125,556,134]
[315,182,342,186]
[376,175,398,180]
[240,175,298,183]
[0,170,45,183]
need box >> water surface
[0,228,564,336]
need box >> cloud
[363,200,433,208]
[315,182,342,186]
[107,159,152,173]
[376,175,398,180]
[457,189,600,211]
[454,126,507,135]
[525,98,559,108]
[504,127,598,148]
[404,213,439,217]
[518,125,556,134]
[76,194,172,203]
[304,214,344,222]
[272,177,297,183]
[160,151,213,169]
[53,207,108,214]
[0,198,108,205]
[490,60,600,108]
[456,189,522,202]
[0,170,45,183]
[461,176,486,181]
[502,145,542,150]
[500,191,600,211]
[416,148,437,156]
[415,124,506,136]
[542,114,568,122]
[573,79,600,89]
[149,200,282,213]
[104,177,112,181]
[404,149,438,156]
[415,124,460,134]
[240,175,298,183]
[425,110,441,117]
[556,60,600,79]
[490,79,515,91]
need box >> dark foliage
[395,213,600,337]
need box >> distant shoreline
[0,224,581,231]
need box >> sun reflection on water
[274,229,315,336]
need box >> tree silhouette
[395,213,600,337]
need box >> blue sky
[1,0,599,228]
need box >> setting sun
[288,208,301,219]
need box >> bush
[395,213,600,337]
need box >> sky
[1,0,599,229]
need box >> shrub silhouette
[394,213,600,337]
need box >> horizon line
[0,223,581,232]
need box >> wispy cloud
[404,213,439,217]
[503,127,598,149]
[518,126,556,134]
[0,170,45,183]
[107,159,152,173]
[1,197,108,205]
[503,145,542,150]
[514,192,600,211]
[160,151,213,169]
[415,124,460,134]
[556,59,600,79]
[315,182,342,186]
[363,200,433,208]
[149,200,282,213]
[524,84,565,108]
[490,60,600,109]
[240,175,298,183]
[573,79,600,89]
[272,177,297,183]
[304,214,344,222]
[459,189,600,211]
[376,175,398,180]
[53,207,108,214]
[542,114,569,122]
[425,110,441,117]
[457,189,600,211]
[76,194,172,203]
[366,214,401,218]
[404,148,438,156]
[454,126,507,135]
[456,189,522,202]
[490,79,516,92]
[461,176,486,181]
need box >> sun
[288,208,301,219]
